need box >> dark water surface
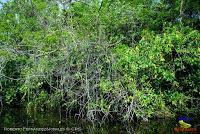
[0,108,199,134]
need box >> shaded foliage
[0,0,199,122]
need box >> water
[0,108,199,134]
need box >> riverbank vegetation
[0,0,199,122]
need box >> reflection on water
[0,108,199,134]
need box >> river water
[0,108,199,134]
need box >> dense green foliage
[0,0,199,122]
